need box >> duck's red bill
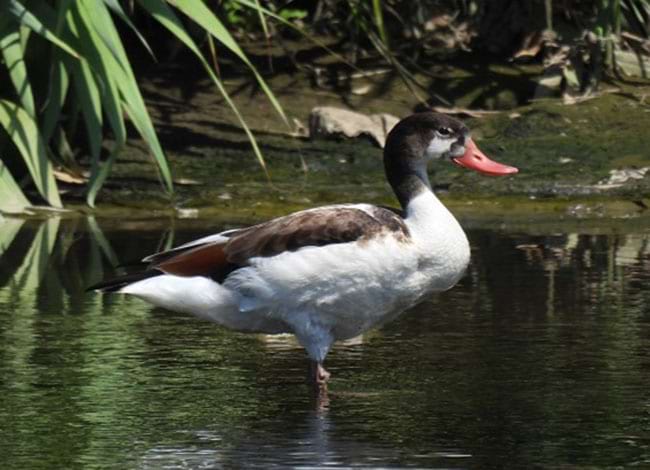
[453,138,518,176]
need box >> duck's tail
[87,269,162,293]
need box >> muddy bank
[73,63,650,221]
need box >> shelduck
[91,112,518,389]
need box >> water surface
[0,216,648,468]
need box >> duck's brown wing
[154,206,410,282]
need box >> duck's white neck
[404,180,470,285]
[404,166,466,243]
[402,162,446,222]
[405,186,452,225]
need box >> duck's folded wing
[154,205,410,282]
[142,228,242,265]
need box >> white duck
[91,112,517,389]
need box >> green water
[0,215,649,469]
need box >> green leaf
[76,1,173,197]
[138,0,271,176]
[0,159,31,213]
[100,0,156,60]
[6,0,79,58]
[69,1,128,207]
[41,0,73,143]
[63,1,172,204]
[253,0,270,40]
[0,23,36,117]
[0,99,62,208]
[67,7,103,205]
[172,0,288,126]
[372,0,388,46]
[41,58,69,143]
[76,2,126,144]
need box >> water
[1,215,649,469]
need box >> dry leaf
[53,169,87,185]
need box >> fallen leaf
[53,169,87,185]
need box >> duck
[90,112,517,390]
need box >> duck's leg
[293,317,333,390]
[308,361,331,410]
[309,361,331,388]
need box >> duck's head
[384,112,518,176]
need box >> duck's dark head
[385,112,518,175]
[384,112,518,206]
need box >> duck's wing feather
[154,205,410,282]
[142,228,241,265]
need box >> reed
[0,0,287,213]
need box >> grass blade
[100,0,156,60]
[64,1,173,198]
[0,23,36,117]
[41,1,73,143]
[138,0,271,177]
[6,0,79,58]
[41,58,69,143]
[70,1,129,207]
[84,2,173,196]
[67,6,104,207]
[0,99,62,208]
[172,0,288,126]
[372,0,389,46]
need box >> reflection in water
[0,216,649,469]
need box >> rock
[598,167,650,188]
[175,207,199,218]
[615,48,650,78]
[308,107,400,148]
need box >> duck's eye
[437,127,453,137]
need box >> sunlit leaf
[66,1,173,201]
[70,1,128,207]
[0,23,36,117]
[172,0,288,126]
[80,1,173,197]
[372,0,388,46]
[0,99,62,208]
[6,0,79,58]
[138,0,271,176]
[66,6,104,207]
